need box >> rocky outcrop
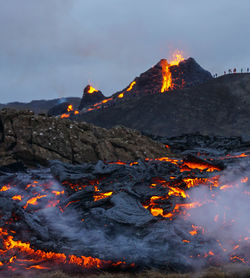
[0,109,167,167]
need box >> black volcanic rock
[0,109,167,167]
[170,58,213,90]
[79,85,105,110]
[79,74,250,140]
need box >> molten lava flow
[0,152,249,273]
[94,192,113,201]
[87,86,98,94]
[60,113,70,119]
[60,104,79,118]
[67,105,73,112]
[127,81,136,92]
[0,185,11,192]
[87,98,113,112]
[12,195,22,201]
[0,228,125,271]
[118,81,136,99]
[23,195,47,209]
[161,51,185,93]
[181,161,221,172]
[154,157,181,165]
[109,161,127,165]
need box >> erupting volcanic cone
[79,85,105,110]
[114,56,212,98]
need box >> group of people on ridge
[214,67,249,78]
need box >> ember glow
[161,51,185,93]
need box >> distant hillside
[0,97,81,114]
[79,74,250,140]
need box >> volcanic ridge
[42,53,250,141]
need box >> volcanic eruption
[50,51,212,118]
[0,50,249,277]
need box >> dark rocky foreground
[0,133,249,275]
[0,109,166,167]
[79,74,250,140]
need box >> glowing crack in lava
[161,51,185,93]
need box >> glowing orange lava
[0,185,11,192]
[23,195,47,209]
[127,81,136,92]
[94,192,113,201]
[67,105,73,112]
[87,86,98,94]
[160,51,185,93]
[0,228,125,270]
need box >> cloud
[1,0,250,102]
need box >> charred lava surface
[0,137,249,275]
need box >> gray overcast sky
[0,0,250,103]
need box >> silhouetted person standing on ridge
[247,68,249,73]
